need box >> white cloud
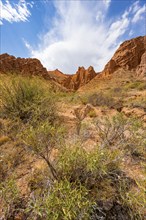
[25,0,145,74]
[131,1,140,13]
[0,0,33,24]
[103,0,111,9]
[132,4,146,23]
[129,30,134,37]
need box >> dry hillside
[0,36,146,220]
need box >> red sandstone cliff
[48,66,97,90]
[102,36,146,77]
[0,36,145,91]
[0,53,51,79]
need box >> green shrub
[95,113,146,158]
[0,146,24,181]
[129,98,146,110]
[0,179,22,219]
[87,92,116,108]
[88,109,97,118]
[57,145,122,191]
[22,121,65,180]
[0,77,57,125]
[118,178,145,219]
[28,168,51,193]
[124,81,146,90]
[26,180,92,220]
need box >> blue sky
[0,0,146,73]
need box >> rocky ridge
[48,66,97,90]
[0,36,145,90]
[102,36,146,77]
[0,53,51,80]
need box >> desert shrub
[0,146,24,181]
[118,178,145,219]
[26,180,92,220]
[80,95,89,105]
[95,113,146,158]
[22,121,65,180]
[57,145,122,191]
[124,81,146,91]
[28,168,52,193]
[56,145,144,218]
[137,82,146,90]
[0,179,24,219]
[61,92,81,104]
[0,77,57,125]
[129,98,146,110]
[88,109,97,118]
[87,92,116,108]
[108,88,126,109]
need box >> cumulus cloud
[0,0,33,24]
[25,0,145,74]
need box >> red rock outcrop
[48,66,97,90]
[0,54,97,90]
[136,51,146,77]
[102,36,146,77]
[0,53,51,79]
[48,69,70,84]
[1,36,145,91]
[68,66,97,90]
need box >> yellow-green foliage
[124,81,146,90]
[0,76,57,125]
[128,96,146,109]
[57,145,122,190]
[95,113,146,158]
[88,109,97,118]
[26,180,92,220]
[0,145,24,181]
[0,179,21,219]
[119,178,145,219]
[83,92,116,108]
[0,136,10,146]
[0,74,145,219]
[21,121,65,179]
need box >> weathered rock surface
[68,66,97,90]
[48,69,69,83]
[136,51,146,77]
[102,36,146,76]
[1,36,145,91]
[48,66,97,90]
[0,54,97,90]
[122,107,146,119]
[0,53,50,79]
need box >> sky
[0,0,146,74]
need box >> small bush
[57,145,122,191]
[26,180,92,220]
[22,121,65,180]
[87,92,116,108]
[118,178,145,219]
[88,109,97,118]
[95,113,146,157]
[0,146,24,181]
[129,98,146,110]
[0,179,23,219]
[0,77,57,125]
[124,81,146,90]
[28,168,52,193]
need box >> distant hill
[0,36,145,91]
